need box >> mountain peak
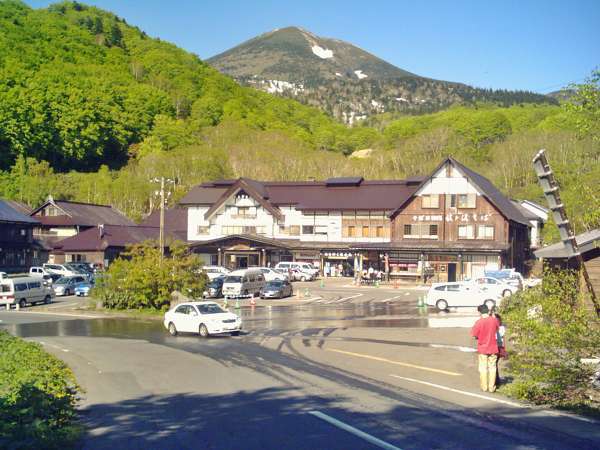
[208,26,416,83]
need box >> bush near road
[94,240,208,311]
[0,330,81,449]
[500,271,600,413]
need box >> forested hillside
[0,0,372,171]
[0,1,597,245]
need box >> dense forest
[0,1,598,245]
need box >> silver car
[53,276,87,296]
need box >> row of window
[403,223,494,240]
[197,224,388,238]
[421,194,477,209]
[343,225,387,238]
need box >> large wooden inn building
[181,158,534,282]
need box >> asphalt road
[1,281,599,449]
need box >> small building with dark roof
[181,157,534,281]
[0,199,45,273]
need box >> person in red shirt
[471,304,500,392]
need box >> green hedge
[0,330,81,449]
[499,271,600,411]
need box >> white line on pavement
[390,375,523,407]
[430,344,477,353]
[308,411,402,450]
[375,295,404,303]
[335,293,363,303]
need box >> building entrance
[224,252,260,269]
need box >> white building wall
[417,166,479,196]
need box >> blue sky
[27,0,599,92]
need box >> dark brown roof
[139,208,188,234]
[534,229,600,259]
[54,225,160,252]
[3,200,32,215]
[31,200,135,227]
[180,178,422,211]
[0,199,39,224]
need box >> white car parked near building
[426,282,501,311]
[257,267,288,282]
[202,265,231,281]
[0,276,55,308]
[470,276,518,297]
[222,269,266,298]
[42,263,78,277]
[164,302,242,337]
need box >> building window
[458,225,475,239]
[376,226,385,238]
[222,225,264,235]
[197,226,210,235]
[457,194,476,208]
[347,225,356,237]
[429,224,438,237]
[302,225,314,235]
[447,194,457,208]
[421,194,439,209]
[232,206,256,218]
[362,226,370,237]
[478,225,494,239]
[289,225,300,236]
[403,224,412,237]
[403,224,438,239]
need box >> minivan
[274,262,315,281]
[43,263,77,277]
[425,282,500,311]
[222,269,266,298]
[0,276,55,309]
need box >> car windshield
[224,276,242,283]
[55,278,71,285]
[197,304,225,314]
[266,281,283,288]
[208,279,223,288]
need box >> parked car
[257,267,288,281]
[202,265,231,281]
[52,276,87,296]
[202,277,224,299]
[222,269,265,298]
[426,282,500,311]
[43,263,78,277]
[274,262,315,281]
[29,266,51,277]
[485,269,524,290]
[0,276,54,308]
[164,301,242,337]
[470,276,518,297]
[0,272,6,280]
[260,279,293,299]
[74,281,93,297]
[296,262,319,278]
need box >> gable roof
[54,225,161,252]
[202,178,284,221]
[180,178,423,212]
[534,228,600,259]
[139,208,188,241]
[30,199,135,227]
[388,157,530,226]
[511,200,544,222]
[0,199,39,224]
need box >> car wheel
[484,299,496,310]
[44,295,51,304]
[435,299,448,311]
[168,322,178,336]
[19,299,26,309]
[300,276,306,282]
[243,289,248,297]
[199,324,209,338]
[231,331,240,336]
[65,289,71,296]
[502,289,511,297]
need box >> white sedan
[164,301,242,337]
[471,276,518,297]
[426,282,501,311]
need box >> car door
[172,305,192,332]
[461,284,482,306]
[444,284,461,306]
[27,280,43,302]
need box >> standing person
[471,304,500,392]
[492,309,507,384]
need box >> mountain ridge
[208,26,556,123]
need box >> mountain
[208,27,556,123]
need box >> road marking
[326,348,461,376]
[308,411,402,450]
[335,293,363,303]
[375,295,404,303]
[430,344,477,353]
[389,375,523,407]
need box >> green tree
[565,69,600,142]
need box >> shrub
[95,240,208,311]
[0,330,80,449]
[499,271,600,409]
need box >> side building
[0,200,44,273]
[181,157,532,282]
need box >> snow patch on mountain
[311,45,333,59]
[354,70,368,79]
[335,72,342,77]
[265,80,304,95]
[342,111,367,125]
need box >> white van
[43,263,77,277]
[222,269,266,298]
[274,262,315,281]
[0,276,55,309]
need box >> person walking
[471,304,500,392]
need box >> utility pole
[532,149,598,315]
[159,176,165,262]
